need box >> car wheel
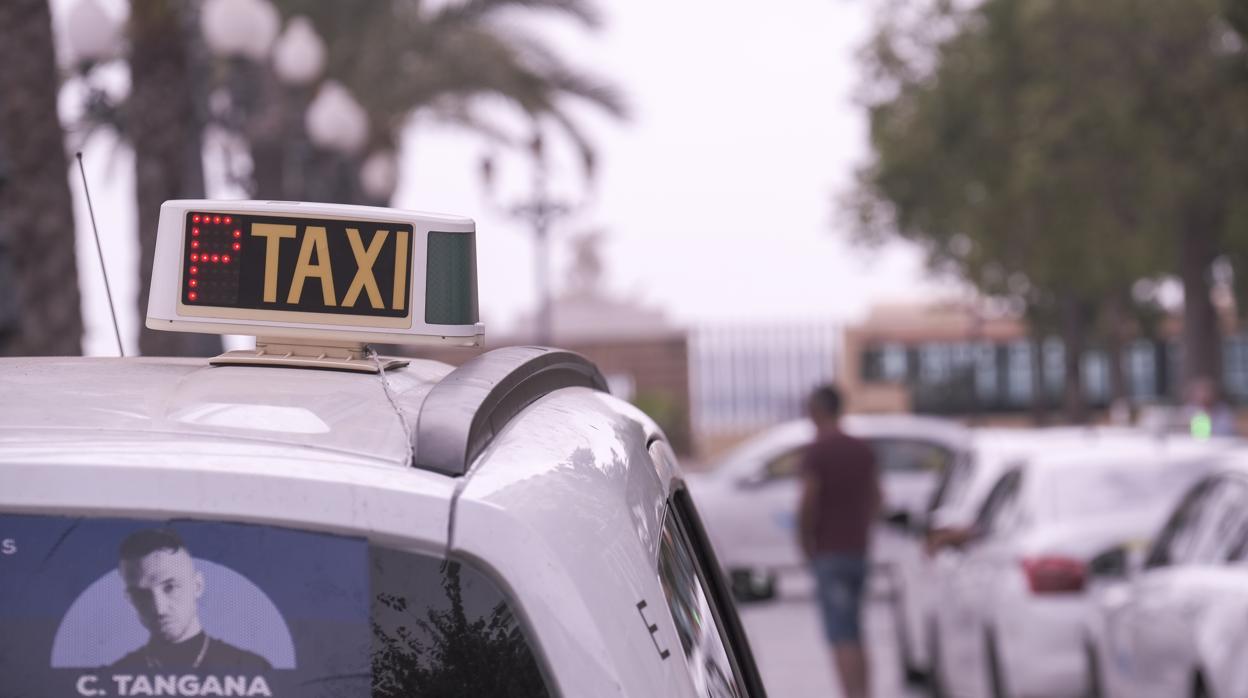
[891,595,926,685]
[1192,671,1209,698]
[927,622,947,698]
[986,629,1009,698]
[729,568,776,603]
[1085,641,1103,698]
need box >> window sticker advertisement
[0,515,370,698]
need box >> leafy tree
[0,0,83,356]
[259,0,628,204]
[1227,0,1248,40]
[851,0,1248,418]
[65,0,622,356]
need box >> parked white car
[688,415,968,586]
[930,437,1230,698]
[892,427,1083,683]
[894,427,1145,684]
[0,199,769,698]
[687,414,968,684]
[1084,450,1248,698]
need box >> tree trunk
[1060,295,1089,424]
[303,149,364,205]
[1103,293,1129,407]
[129,1,220,357]
[244,67,287,199]
[1178,221,1221,389]
[250,139,286,199]
[1029,332,1049,426]
[0,0,83,356]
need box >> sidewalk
[736,572,926,698]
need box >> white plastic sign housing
[146,200,483,346]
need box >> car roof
[986,430,1242,473]
[0,356,451,467]
[931,426,1189,525]
[0,350,666,552]
[843,413,971,445]
[1198,448,1248,480]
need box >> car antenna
[75,152,125,357]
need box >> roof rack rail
[412,346,609,476]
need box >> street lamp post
[64,0,125,140]
[200,0,279,61]
[66,0,122,68]
[270,15,327,200]
[200,1,341,201]
[480,131,587,346]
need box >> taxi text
[252,223,409,311]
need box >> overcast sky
[65,0,954,355]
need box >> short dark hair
[119,528,187,562]
[809,385,842,416]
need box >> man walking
[797,385,880,698]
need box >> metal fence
[690,322,840,439]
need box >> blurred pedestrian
[797,385,881,698]
[1185,376,1236,438]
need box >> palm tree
[0,0,83,356]
[265,0,628,204]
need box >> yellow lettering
[287,226,337,306]
[393,231,409,311]
[342,229,387,309]
[251,223,296,303]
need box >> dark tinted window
[1189,479,1248,564]
[761,438,952,483]
[870,439,952,475]
[926,452,974,513]
[658,510,744,698]
[973,470,1023,536]
[762,447,804,480]
[371,548,549,697]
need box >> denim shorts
[811,553,868,644]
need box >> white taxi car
[686,414,967,683]
[929,435,1230,698]
[1084,456,1248,698]
[688,415,967,584]
[0,200,766,698]
[895,426,1145,687]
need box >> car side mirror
[1089,543,1143,581]
[883,509,912,530]
[729,569,777,603]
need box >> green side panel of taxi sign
[425,231,479,325]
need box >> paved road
[737,571,929,698]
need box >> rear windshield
[0,513,550,698]
[1050,466,1208,521]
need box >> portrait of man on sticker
[111,529,271,672]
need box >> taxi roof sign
[146,200,483,347]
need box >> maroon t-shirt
[802,431,879,555]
